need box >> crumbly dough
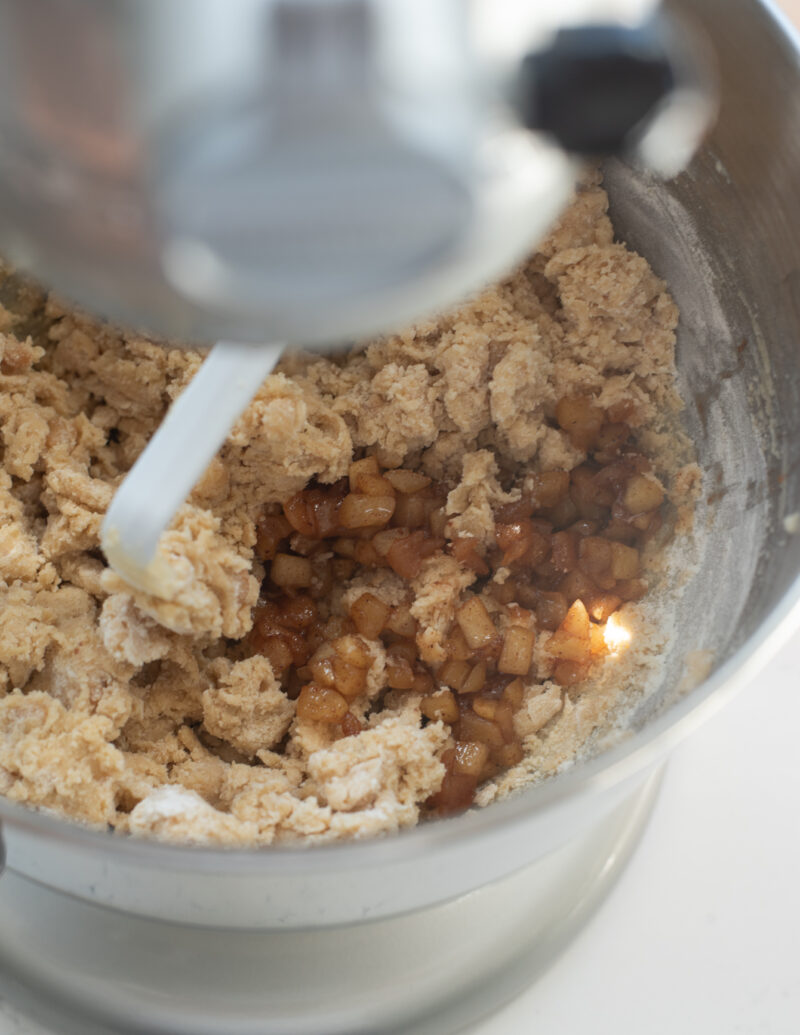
[0,173,692,845]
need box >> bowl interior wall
[601,0,800,727]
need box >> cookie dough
[0,172,692,845]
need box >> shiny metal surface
[0,772,662,1035]
[0,0,693,345]
[0,0,798,1028]
[0,0,796,923]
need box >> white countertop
[482,629,800,1035]
[2,631,798,1035]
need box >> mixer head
[0,0,715,594]
[0,0,712,347]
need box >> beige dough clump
[0,173,693,845]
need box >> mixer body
[0,0,705,345]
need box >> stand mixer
[2,2,800,1034]
[0,0,712,595]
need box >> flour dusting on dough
[0,173,694,844]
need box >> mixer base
[0,767,662,1035]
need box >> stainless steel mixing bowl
[0,1,798,1032]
